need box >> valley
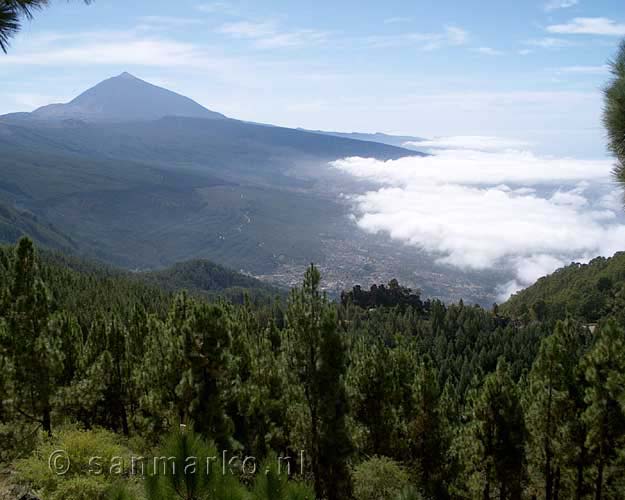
[0,73,504,304]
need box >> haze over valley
[0,70,622,304]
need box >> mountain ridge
[0,73,503,304]
[304,129,426,149]
[29,72,226,122]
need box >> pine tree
[582,319,625,500]
[286,264,353,500]
[409,356,453,498]
[61,315,133,434]
[349,339,398,457]
[604,39,625,194]
[177,301,233,448]
[525,319,588,500]
[462,360,525,499]
[6,238,62,435]
[135,310,185,435]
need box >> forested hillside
[502,252,625,323]
[0,200,77,253]
[2,239,625,499]
[31,247,281,312]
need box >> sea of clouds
[331,136,625,300]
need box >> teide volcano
[30,72,226,122]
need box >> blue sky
[1,0,624,157]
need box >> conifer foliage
[1,238,625,499]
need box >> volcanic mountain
[0,73,497,303]
[30,72,226,122]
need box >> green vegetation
[140,258,282,304]
[501,252,625,323]
[351,456,411,500]
[1,238,625,499]
[605,39,625,194]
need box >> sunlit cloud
[137,16,205,28]
[547,17,625,36]
[472,47,504,56]
[525,37,575,49]
[362,26,468,50]
[384,17,413,25]
[544,0,579,12]
[408,135,530,152]
[557,65,610,74]
[216,20,329,49]
[331,138,624,300]
[0,30,211,67]
[196,2,240,16]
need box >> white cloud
[544,0,578,12]
[137,16,204,28]
[331,140,624,299]
[7,92,70,109]
[362,26,468,50]
[547,17,625,36]
[0,30,213,68]
[599,189,624,211]
[550,186,588,207]
[217,21,277,38]
[196,2,239,15]
[216,20,329,49]
[557,65,610,74]
[384,17,413,25]
[525,37,574,48]
[498,254,570,299]
[472,47,504,56]
[408,135,530,152]
[333,149,611,186]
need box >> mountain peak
[115,71,140,80]
[31,73,226,123]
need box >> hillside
[0,200,77,252]
[140,259,282,302]
[501,252,625,322]
[11,246,282,320]
[0,74,505,304]
[0,75,420,274]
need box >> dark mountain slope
[305,129,425,148]
[0,200,77,252]
[0,111,418,272]
[0,74,501,303]
[0,116,419,182]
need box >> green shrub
[395,485,424,500]
[145,430,248,500]
[104,482,140,500]
[50,476,109,500]
[15,427,136,499]
[285,481,315,500]
[352,456,411,500]
[251,453,314,500]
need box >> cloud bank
[547,17,625,36]
[331,138,625,300]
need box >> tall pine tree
[286,264,353,500]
